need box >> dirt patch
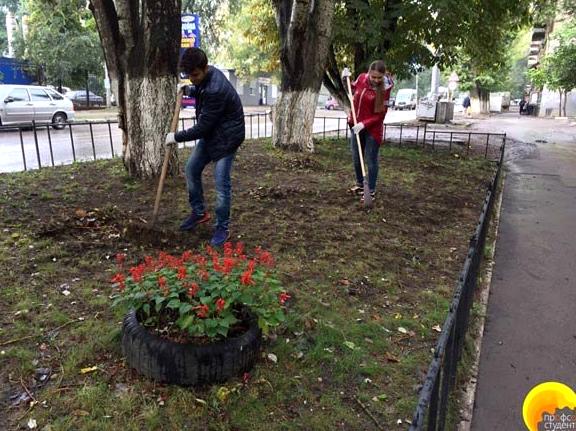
[0,138,495,430]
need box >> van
[394,89,417,110]
[0,84,75,129]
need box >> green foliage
[111,243,289,340]
[214,0,279,79]
[13,0,103,88]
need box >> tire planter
[121,308,262,386]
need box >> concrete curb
[456,169,506,431]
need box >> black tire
[121,308,262,386]
[51,112,67,130]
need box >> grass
[0,138,495,430]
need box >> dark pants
[350,130,380,192]
[185,139,236,230]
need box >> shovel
[151,89,184,226]
[345,75,372,208]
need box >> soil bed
[0,138,494,430]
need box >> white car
[0,84,75,129]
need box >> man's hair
[368,60,386,74]
[180,48,208,72]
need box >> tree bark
[89,0,181,178]
[471,83,489,114]
[562,90,567,117]
[272,0,334,152]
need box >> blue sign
[181,14,201,49]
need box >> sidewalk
[469,114,576,429]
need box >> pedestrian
[463,95,471,117]
[343,61,394,202]
[165,47,245,246]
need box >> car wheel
[51,112,67,130]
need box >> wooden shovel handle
[151,89,183,225]
[345,76,367,178]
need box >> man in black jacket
[166,48,245,246]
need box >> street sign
[181,14,201,48]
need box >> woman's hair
[368,60,387,113]
[369,60,387,74]
[180,48,208,72]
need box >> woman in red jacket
[345,61,393,201]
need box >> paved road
[469,114,576,429]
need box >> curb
[456,168,506,431]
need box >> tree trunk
[471,83,489,114]
[272,0,334,152]
[562,91,567,117]
[89,0,181,178]
[558,90,563,117]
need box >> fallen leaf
[194,398,207,406]
[27,418,37,429]
[384,352,400,363]
[372,394,387,402]
[343,341,357,350]
[397,327,408,334]
[267,353,278,363]
[75,209,87,218]
[80,366,98,374]
[72,410,90,417]
[432,325,442,333]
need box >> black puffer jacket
[175,67,245,161]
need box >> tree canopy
[5,0,104,89]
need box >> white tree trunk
[122,75,178,177]
[272,90,318,152]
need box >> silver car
[0,84,75,129]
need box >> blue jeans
[350,130,380,192]
[185,139,236,230]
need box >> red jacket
[348,73,393,143]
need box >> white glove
[352,122,365,134]
[165,132,177,146]
[341,67,351,79]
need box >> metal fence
[408,137,505,430]
[0,113,505,174]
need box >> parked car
[66,90,105,107]
[324,97,341,110]
[0,84,75,129]
[394,89,417,110]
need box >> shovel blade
[362,180,373,208]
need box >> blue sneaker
[179,212,211,231]
[210,227,230,247]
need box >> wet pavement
[469,113,576,429]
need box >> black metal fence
[408,137,506,430]
[0,113,505,174]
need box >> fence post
[423,123,427,147]
[107,120,115,157]
[19,129,27,171]
[69,123,76,162]
[32,121,42,169]
[46,125,55,167]
[399,124,403,147]
[484,134,490,159]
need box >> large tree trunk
[562,90,567,117]
[471,83,489,114]
[272,0,334,152]
[89,0,181,178]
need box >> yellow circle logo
[523,382,576,431]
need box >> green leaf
[179,303,193,315]
[178,315,194,330]
[142,303,150,316]
[167,299,181,309]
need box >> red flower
[242,372,250,384]
[177,266,187,280]
[240,270,253,286]
[215,298,226,313]
[129,264,145,282]
[247,259,256,272]
[222,257,236,274]
[181,250,193,262]
[235,242,245,256]
[144,255,154,268]
[279,292,291,305]
[212,256,224,273]
[223,242,233,258]
[186,282,199,298]
[259,251,274,267]
[158,276,167,288]
[115,253,126,266]
[111,273,125,291]
[196,304,209,318]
